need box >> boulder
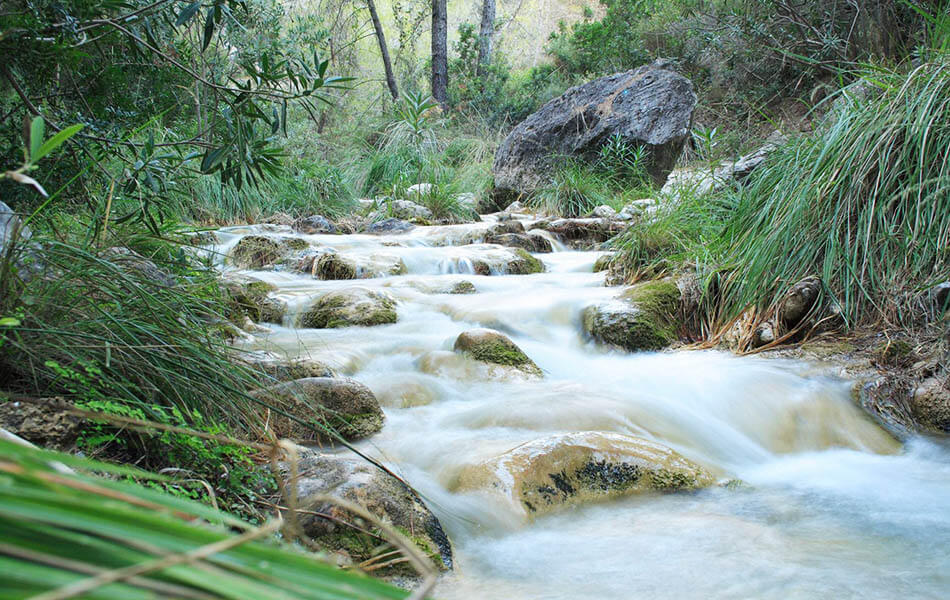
[455,431,714,519]
[453,329,541,376]
[261,212,295,227]
[591,205,617,218]
[492,61,696,202]
[229,235,283,269]
[583,279,681,351]
[367,218,414,234]
[502,248,544,274]
[780,276,821,328]
[617,199,657,221]
[370,199,432,222]
[250,377,383,442]
[286,450,453,572]
[488,221,526,235]
[486,232,553,253]
[221,275,286,324]
[294,215,337,234]
[314,253,357,280]
[300,287,397,328]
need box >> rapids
[213,215,950,599]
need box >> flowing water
[212,216,950,599]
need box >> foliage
[0,0,348,229]
[0,438,409,599]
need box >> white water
[215,217,950,599]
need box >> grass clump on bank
[612,61,950,333]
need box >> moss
[575,460,642,492]
[316,254,357,280]
[300,292,397,329]
[592,254,613,272]
[649,468,699,491]
[335,412,385,439]
[468,339,532,367]
[450,281,476,294]
[876,339,914,367]
[223,279,284,324]
[585,279,681,351]
[230,236,282,268]
[280,237,309,251]
[509,248,544,274]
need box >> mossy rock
[280,237,310,251]
[453,329,541,376]
[315,253,358,280]
[582,279,681,351]
[222,277,286,324]
[229,235,283,269]
[287,450,453,575]
[450,280,476,294]
[300,287,397,329]
[455,431,714,520]
[592,254,614,273]
[250,377,384,442]
[508,248,544,274]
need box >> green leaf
[29,117,44,162]
[32,124,84,163]
[0,317,21,327]
[202,8,215,51]
[175,1,202,27]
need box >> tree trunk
[366,0,399,100]
[477,0,496,76]
[431,0,448,107]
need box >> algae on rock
[453,329,542,376]
[300,287,397,329]
[583,279,682,351]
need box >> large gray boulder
[491,61,696,206]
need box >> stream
[212,214,950,599]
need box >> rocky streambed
[209,211,950,599]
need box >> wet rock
[251,377,383,442]
[367,218,414,234]
[229,235,284,269]
[493,61,696,200]
[300,287,397,328]
[506,248,544,274]
[489,221,526,235]
[241,352,338,381]
[857,377,918,439]
[910,377,950,434]
[486,232,553,253]
[285,450,453,572]
[583,279,681,351]
[294,215,337,234]
[780,276,821,328]
[315,252,357,280]
[751,321,776,348]
[531,217,626,249]
[591,205,617,218]
[221,275,286,324]
[455,431,714,519]
[450,280,477,294]
[102,247,177,287]
[0,397,81,451]
[454,329,542,376]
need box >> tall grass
[612,61,950,333]
[0,438,409,599]
[718,61,950,327]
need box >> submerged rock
[221,275,286,324]
[492,61,696,202]
[454,329,542,376]
[583,279,682,351]
[285,450,453,573]
[250,377,383,442]
[455,431,714,519]
[450,280,477,294]
[300,287,397,328]
[229,235,284,269]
